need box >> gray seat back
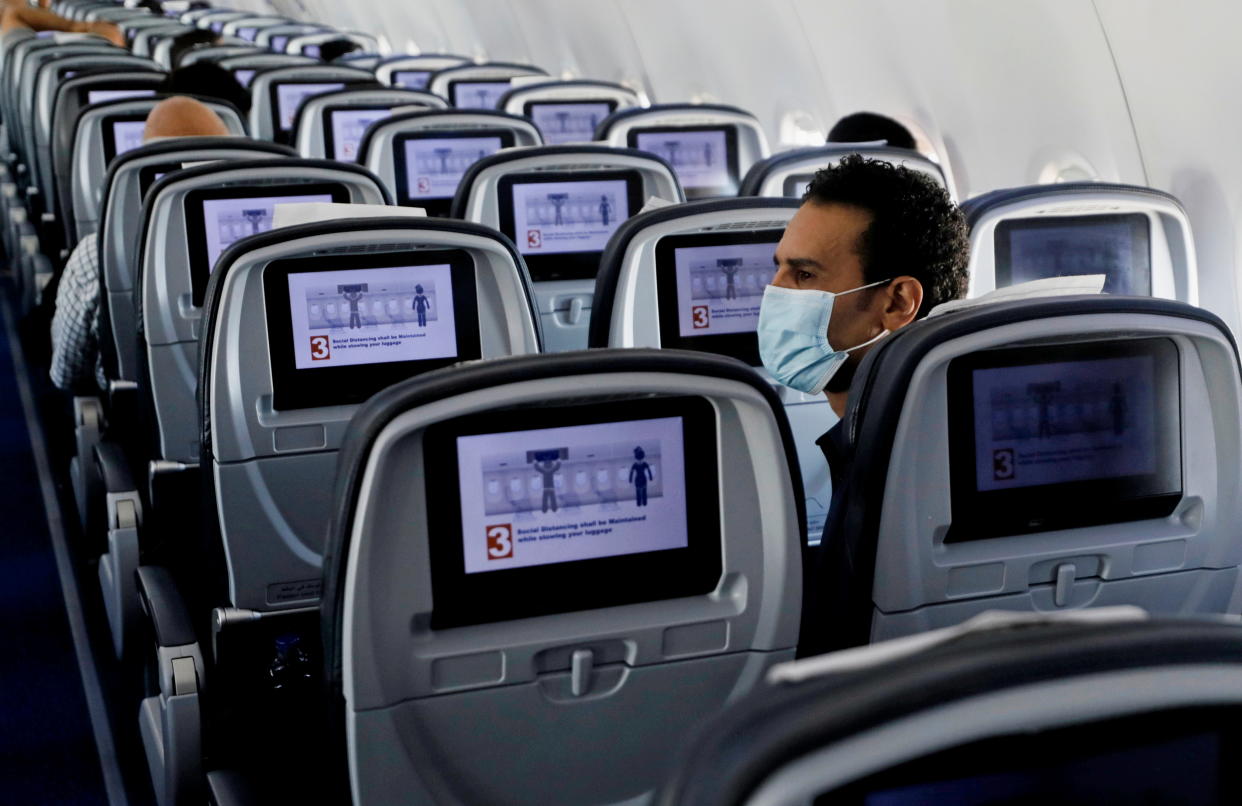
[13,42,117,166]
[285,31,378,58]
[375,54,468,91]
[177,44,263,67]
[588,198,833,541]
[739,143,949,199]
[323,348,804,805]
[453,144,683,352]
[70,96,246,242]
[597,103,771,199]
[812,295,1242,652]
[658,612,1242,806]
[131,23,189,60]
[359,109,542,217]
[246,64,374,143]
[253,23,323,54]
[429,62,547,110]
[500,80,641,145]
[293,87,446,161]
[200,216,541,611]
[137,158,389,463]
[99,137,296,382]
[216,53,317,90]
[221,16,289,41]
[960,183,1198,302]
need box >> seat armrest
[92,440,135,495]
[136,566,197,649]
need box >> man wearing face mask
[759,154,969,655]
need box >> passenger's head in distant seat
[143,96,230,140]
[159,62,250,113]
[764,154,968,416]
[319,38,361,63]
[133,0,163,14]
[169,28,220,69]
[827,112,917,151]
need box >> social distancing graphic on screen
[277,82,346,131]
[675,241,773,336]
[287,263,458,369]
[455,416,690,573]
[996,214,1151,295]
[511,179,629,255]
[404,136,504,200]
[200,193,334,271]
[972,355,1157,491]
[89,89,155,104]
[529,102,613,145]
[331,108,392,161]
[453,81,512,109]
[635,129,730,191]
[112,120,147,157]
[393,70,431,90]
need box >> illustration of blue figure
[411,284,431,327]
[548,193,568,226]
[530,449,563,513]
[599,194,612,227]
[341,285,365,329]
[629,446,653,506]
[718,257,742,301]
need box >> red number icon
[417,177,431,194]
[527,229,543,249]
[691,305,710,329]
[486,524,513,560]
[309,335,330,361]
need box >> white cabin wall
[1096,0,1242,330]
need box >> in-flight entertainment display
[326,106,393,161]
[526,100,616,144]
[422,396,722,628]
[274,81,346,133]
[392,70,432,90]
[629,125,740,198]
[995,213,1152,296]
[654,230,780,365]
[394,130,513,214]
[451,80,513,109]
[946,338,1182,541]
[103,118,148,162]
[88,89,155,105]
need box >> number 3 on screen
[309,335,330,361]
[486,523,513,560]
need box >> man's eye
[797,270,814,282]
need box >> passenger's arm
[1,6,125,46]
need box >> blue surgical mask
[758,281,890,395]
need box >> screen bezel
[654,229,781,366]
[101,113,150,164]
[626,124,740,199]
[449,78,513,109]
[392,127,517,215]
[262,248,482,411]
[422,395,723,629]
[268,79,348,140]
[138,161,189,200]
[993,212,1153,296]
[496,168,645,282]
[321,104,393,162]
[184,182,351,306]
[523,98,618,144]
[782,172,814,198]
[945,337,1182,543]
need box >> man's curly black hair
[803,154,969,318]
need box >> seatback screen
[237,27,257,41]
[262,249,481,409]
[393,129,514,215]
[273,81,346,133]
[270,35,289,52]
[103,117,148,163]
[451,79,512,109]
[392,70,431,90]
[783,173,813,198]
[88,88,155,105]
[326,106,392,161]
[525,99,616,145]
[497,170,644,281]
[233,68,256,88]
[184,182,350,305]
[994,213,1152,296]
[423,396,722,628]
[654,230,780,365]
[629,125,740,198]
[947,338,1181,542]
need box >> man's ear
[879,276,923,330]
